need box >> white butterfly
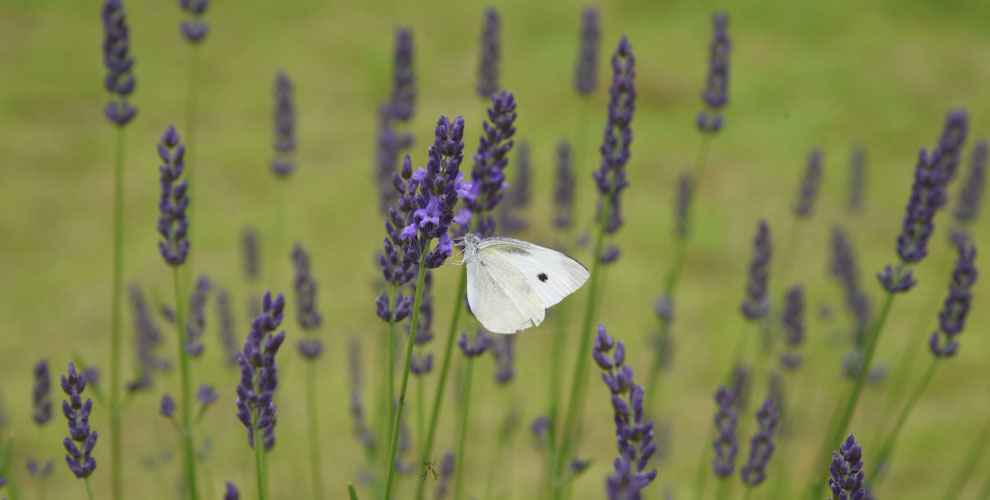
[461,233,590,334]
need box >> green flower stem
[84,478,96,500]
[173,268,200,500]
[807,289,896,499]
[714,477,730,500]
[943,419,990,500]
[452,355,476,500]
[416,374,425,451]
[184,44,200,277]
[252,411,265,500]
[382,253,430,500]
[347,483,360,500]
[109,124,126,500]
[872,357,939,484]
[305,361,324,500]
[382,283,398,481]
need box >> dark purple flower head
[828,434,865,500]
[390,27,416,121]
[930,240,977,357]
[291,243,322,330]
[102,0,137,126]
[593,36,636,243]
[711,386,739,477]
[953,139,988,224]
[476,7,500,98]
[740,220,772,320]
[492,335,515,384]
[224,480,239,500]
[160,394,175,418]
[347,338,376,453]
[409,352,434,375]
[779,285,805,370]
[196,384,218,407]
[32,360,52,426]
[156,125,190,266]
[592,324,657,499]
[461,91,518,237]
[530,415,550,445]
[458,330,490,358]
[185,275,212,357]
[697,12,730,133]
[830,227,872,346]
[271,71,296,178]
[216,289,239,367]
[241,228,260,282]
[675,172,693,238]
[848,146,866,213]
[553,141,575,231]
[793,148,824,218]
[61,363,97,479]
[178,0,209,43]
[574,7,600,95]
[235,292,286,451]
[740,397,778,487]
[127,285,169,390]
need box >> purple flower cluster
[185,275,212,357]
[409,271,434,376]
[32,360,52,425]
[929,240,977,357]
[271,71,296,177]
[740,220,772,320]
[156,125,190,266]
[953,139,988,224]
[828,434,865,500]
[830,227,871,346]
[593,36,636,240]
[592,325,657,499]
[848,146,866,213]
[553,141,575,231]
[740,397,778,486]
[235,292,286,451]
[779,285,805,370]
[675,172,693,237]
[61,363,97,479]
[793,148,824,218]
[127,285,169,390]
[292,243,323,360]
[574,7,600,95]
[476,7,500,98]
[491,335,515,384]
[711,386,739,477]
[697,12,730,133]
[461,91,518,237]
[879,110,969,292]
[178,0,209,43]
[458,330,490,358]
[224,480,239,500]
[101,0,137,126]
[216,289,239,367]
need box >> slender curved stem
[184,44,200,278]
[173,268,199,500]
[84,478,96,500]
[306,362,324,500]
[416,375,425,450]
[109,124,126,500]
[382,254,430,500]
[872,358,939,483]
[452,357,476,500]
[252,412,265,500]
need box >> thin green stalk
[416,375,425,450]
[943,420,990,500]
[872,358,939,483]
[348,483,360,500]
[173,268,199,500]
[382,256,430,500]
[382,284,398,481]
[185,44,200,276]
[546,300,569,449]
[109,124,126,500]
[84,478,96,500]
[306,362,324,500]
[742,486,753,500]
[267,180,286,291]
[452,356,476,500]
[252,413,265,500]
[807,290,895,498]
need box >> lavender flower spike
[291,243,322,331]
[235,292,286,451]
[102,0,137,125]
[390,27,415,121]
[271,71,296,177]
[574,7,600,95]
[61,363,98,478]
[553,141,575,230]
[32,360,52,425]
[697,12,730,133]
[156,125,190,266]
[185,275,211,357]
[740,397,778,486]
[793,148,824,218]
[462,90,518,238]
[711,386,739,477]
[127,285,168,390]
[216,289,239,367]
[476,7,500,98]
[828,434,865,500]
[930,240,977,357]
[740,219,772,320]
[178,0,209,43]
[779,285,805,370]
[953,139,988,224]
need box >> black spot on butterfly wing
[538,272,548,282]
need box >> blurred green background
[1,0,989,498]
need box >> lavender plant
[30,360,53,499]
[476,7,500,98]
[952,139,988,230]
[711,387,739,479]
[290,242,324,500]
[216,289,239,367]
[778,285,805,370]
[185,275,211,357]
[569,7,600,228]
[375,28,416,212]
[828,434,866,500]
[740,398,778,490]
[268,72,296,288]
[127,285,169,390]
[61,363,98,499]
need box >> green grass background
[1,0,989,498]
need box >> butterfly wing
[466,248,546,334]
[478,237,590,309]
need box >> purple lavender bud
[224,480,239,500]
[241,228,260,282]
[574,7,601,95]
[156,125,190,266]
[458,330,490,358]
[779,285,805,370]
[848,146,866,213]
[32,360,52,426]
[697,12,730,134]
[235,292,286,451]
[830,227,872,346]
[828,434,865,500]
[592,35,636,243]
[930,240,977,357]
[953,140,988,224]
[654,296,674,324]
[390,27,416,121]
[675,172,692,237]
[435,452,455,499]
[101,0,137,126]
[476,7,500,98]
[600,245,620,264]
[196,384,218,406]
[492,335,515,384]
[530,415,550,444]
[61,363,97,478]
[347,338,375,453]
[793,148,824,218]
[298,339,323,361]
[711,386,739,477]
[271,71,296,178]
[569,457,591,475]
[461,91,518,237]
[178,0,209,43]
[291,243,322,330]
[127,285,169,390]
[553,141,575,230]
[740,397,778,487]
[740,220,772,320]
[216,289,239,367]
[160,394,175,418]
[409,353,434,375]
[185,275,211,357]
